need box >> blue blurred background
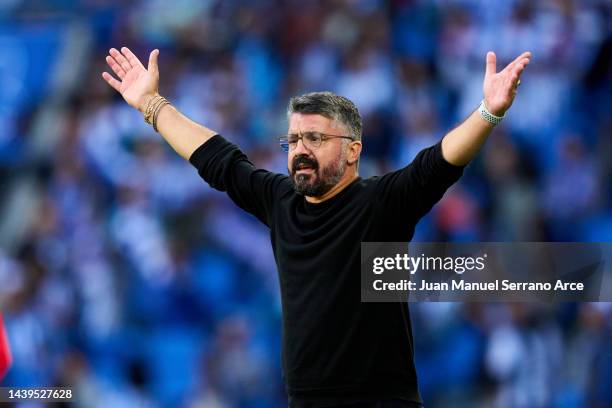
[0,0,611,407]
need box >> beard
[289,153,346,197]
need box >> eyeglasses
[279,131,355,152]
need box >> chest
[275,195,375,248]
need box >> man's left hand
[483,51,531,117]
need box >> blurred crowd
[0,0,611,407]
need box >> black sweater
[189,135,465,405]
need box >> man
[102,47,530,407]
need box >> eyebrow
[287,130,319,135]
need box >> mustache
[291,155,319,173]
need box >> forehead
[288,113,344,134]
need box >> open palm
[483,51,531,117]
[102,47,160,113]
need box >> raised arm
[440,51,532,166]
[101,47,216,160]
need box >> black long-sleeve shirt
[189,135,465,405]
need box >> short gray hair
[287,91,362,141]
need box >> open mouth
[295,163,315,175]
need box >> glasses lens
[280,133,327,151]
[303,132,320,148]
[279,136,289,152]
[286,134,300,151]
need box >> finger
[503,51,532,74]
[512,59,530,79]
[110,48,132,72]
[102,72,121,92]
[500,56,529,91]
[148,49,159,75]
[510,76,518,91]
[105,55,126,79]
[515,51,532,61]
[121,47,144,69]
[509,52,532,68]
[512,58,530,74]
[485,51,496,77]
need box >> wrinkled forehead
[288,113,346,134]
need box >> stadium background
[0,0,611,406]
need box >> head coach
[102,47,531,407]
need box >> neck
[305,171,359,204]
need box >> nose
[290,138,313,171]
[292,137,310,155]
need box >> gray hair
[287,91,362,141]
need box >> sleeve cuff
[433,139,467,171]
[188,134,227,170]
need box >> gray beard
[290,157,346,197]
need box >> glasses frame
[279,131,355,152]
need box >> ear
[346,141,362,165]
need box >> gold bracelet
[147,98,166,124]
[152,100,170,132]
[144,96,158,123]
[143,95,164,124]
[144,96,164,124]
[143,95,158,121]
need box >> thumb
[485,51,496,77]
[148,49,159,75]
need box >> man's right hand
[101,46,217,160]
[102,47,160,113]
